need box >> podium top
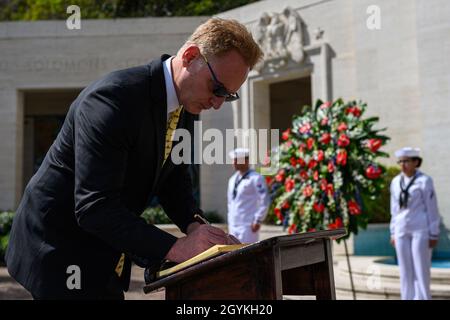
[143,228,346,294]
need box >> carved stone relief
[253,7,306,72]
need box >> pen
[194,213,210,225]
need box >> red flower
[288,224,297,234]
[320,133,331,145]
[346,106,362,117]
[303,185,313,197]
[328,161,335,173]
[308,228,316,232]
[336,150,347,166]
[290,157,297,167]
[265,176,273,185]
[327,183,334,196]
[298,143,306,153]
[313,170,319,181]
[337,122,348,131]
[285,178,295,192]
[337,134,350,147]
[308,159,318,169]
[367,139,382,153]
[320,101,332,109]
[316,150,325,162]
[299,170,308,180]
[299,123,312,134]
[320,178,328,191]
[307,137,315,150]
[274,208,283,221]
[282,128,291,141]
[282,201,290,210]
[348,200,361,215]
[275,169,285,182]
[328,217,344,229]
[366,165,382,179]
[313,202,325,213]
[297,158,306,167]
[321,117,329,126]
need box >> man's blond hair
[184,18,263,70]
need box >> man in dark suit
[6,18,263,299]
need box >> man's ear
[181,45,201,67]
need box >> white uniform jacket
[227,170,270,242]
[390,171,441,240]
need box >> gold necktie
[115,254,125,277]
[164,105,183,164]
[114,106,183,278]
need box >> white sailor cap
[228,148,250,159]
[395,147,421,158]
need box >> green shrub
[141,206,172,224]
[0,211,14,234]
[203,211,224,223]
[141,206,225,225]
[0,211,15,261]
[0,234,9,260]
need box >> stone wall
[0,17,206,210]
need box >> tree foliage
[0,0,260,21]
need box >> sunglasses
[200,54,240,102]
[397,159,412,164]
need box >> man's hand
[165,224,240,263]
[390,238,395,247]
[186,221,201,234]
[251,222,261,232]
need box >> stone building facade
[0,0,449,255]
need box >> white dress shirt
[162,56,180,118]
[390,170,441,240]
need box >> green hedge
[0,206,225,261]
[141,206,224,224]
[0,211,15,262]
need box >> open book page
[156,244,249,278]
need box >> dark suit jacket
[5,55,199,299]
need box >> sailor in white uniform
[227,148,270,243]
[390,147,441,300]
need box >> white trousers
[394,231,432,300]
[229,225,258,243]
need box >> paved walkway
[0,265,32,299]
[3,255,449,300]
[0,264,163,300]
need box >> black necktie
[399,174,418,209]
[233,170,252,199]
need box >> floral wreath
[266,98,390,239]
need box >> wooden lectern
[143,228,346,300]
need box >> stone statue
[252,6,305,72]
[282,7,304,63]
[254,12,271,55]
